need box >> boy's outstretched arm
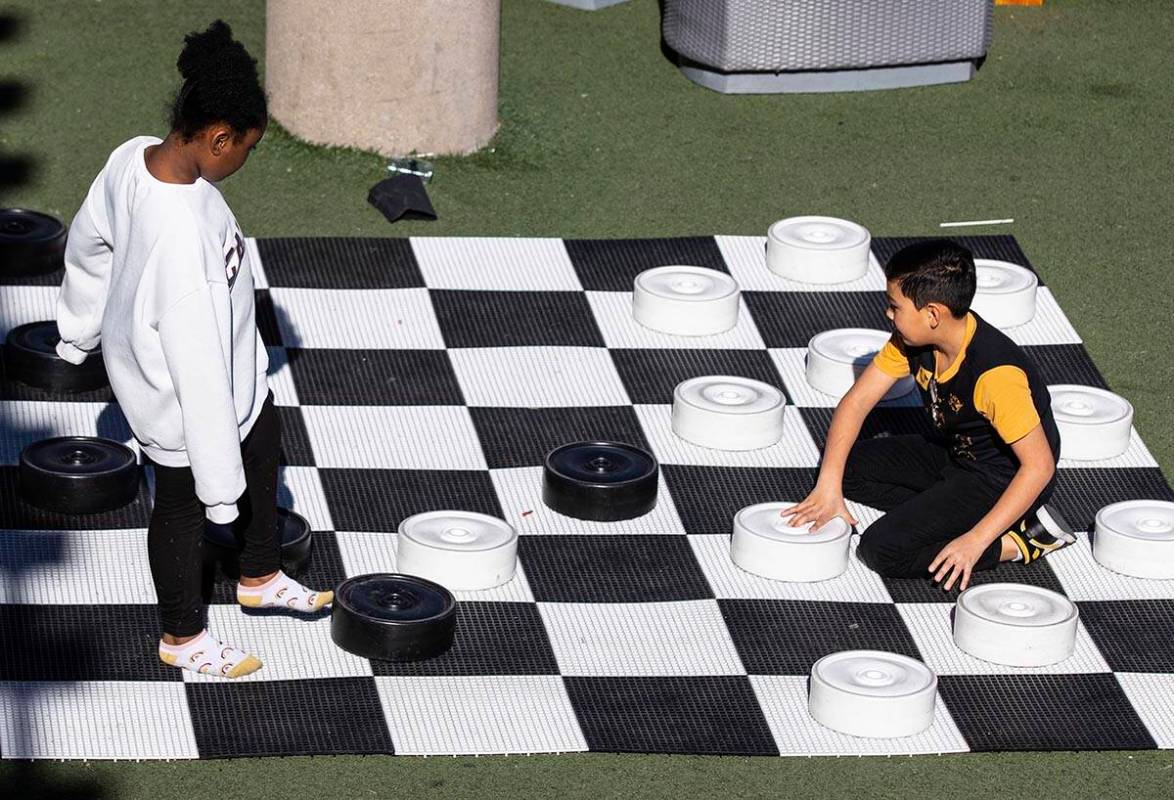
[789,363,898,528]
[929,424,1056,591]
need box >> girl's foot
[237,570,333,613]
[158,630,262,678]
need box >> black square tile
[872,235,1039,283]
[661,465,819,536]
[1077,600,1174,673]
[744,291,889,349]
[256,237,424,289]
[1026,344,1109,390]
[275,405,314,466]
[718,599,922,674]
[186,677,394,756]
[565,237,729,292]
[563,675,778,755]
[0,604,174,681]
[882,558,1068,604]
[254,289,282,346]
[1052,468,1174,533]
[370,601,559,676]
[938,674,1156,751]
[469,406,649,469]
[430,290,604,348]
[318,468,502,532]
[609,349,784,406]
[519,535,713,603]
[206,531,348,605]
[0,467,153,530]
[799,407,934,452]
[285,348,465,406]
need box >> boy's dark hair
[169,20,267,141]
[884,239,976,318]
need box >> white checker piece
[749,675,969,756]
[265,347,299,406]
[276,466,334,532]
[335,531,537,603]
[0,681,199,759]
[585,291,766,350]
[1057,428,1158,469]
[490,466,687,536]
[0,285,57,336]
[0,530,155,605]
[716,235,887,292]
[269,288,446,349]
[688,534,892,603]
[538,600,746,677]
[300,405,486,470]
[1048,536,1174,602]
[449,347,631,407]
[0,400,137,464]
[769,347,923,408]
[376,675,588,755]
[999,288,1082,346]
[897,602,1111,675]
[1115,674,1174,748]
[411,236,583,291]
[634,404,821,467]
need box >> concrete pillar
[265,0,500,156]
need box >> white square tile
[0,400,137,465]
[0,529,155,604]
[265,346,299,406]
[716,235,886,292]
[0,285,58,337]
[269,288,445,349]
[634,404,821,467]
[538,600,745,676]
[1115,673,1174,748]
[1000,288,1082,346]
[688,534,893,603]
[897,602,1111,675]
[1048,536,1174,602]
[449,347,631,407]
[277,466,334,532]
[245,236,267,289]
[769,347,922,408]
[490,466,687,535]
[375,675,588,755]
[749,675,969,756]
[300,405,486,470]
[585,291,766,350]
[411,237,582,291]
[0,681,199,759]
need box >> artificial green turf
[1,0,1172,796]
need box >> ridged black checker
[0,352,115,402]
[1025,344,1110,390]
[661,465,819,536]
[519,535,713,603]
[609,348,788,406]
[872,236,1039,283]
[275,405,314,466]
[285,348,465,406]
[882,558,1068,604]
[1077,600,1174,673]
[0,604,175,681]
[0,266,61,287]
[564,676,778,755]
[186,677,394,757]
[370,602,559,676]
[939,674,1156,751]
[564,237,730,292]
[1052,468,1174,533]
[430,290,605,348]
[254,289,283,347]
[255,238,424,289]
[743,291,890,349]
[719,599,922,674]
[0,467,152,530]
[206,531,348,605]
[469,406,649,470]
[318,468,503,532]
[799,407,935,452]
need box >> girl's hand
[928,531,989,592]
[787,483,859,529]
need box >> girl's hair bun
[169,19,267,139]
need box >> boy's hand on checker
[788,484,859,529]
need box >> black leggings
[148,393,281,636]
[843,434,1052,579]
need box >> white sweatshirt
[56,135,269,524]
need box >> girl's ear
[209,127,232,157]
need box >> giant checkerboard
[1,234,1172,759]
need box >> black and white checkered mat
[1,234,1172,759]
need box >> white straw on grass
[938,218,1014,228]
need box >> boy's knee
[856,520,913,578]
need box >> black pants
[843,435,1051,579]
[148,393,281,636]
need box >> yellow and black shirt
[872,312,1061,486]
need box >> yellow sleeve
[974,365,1041,443]
[872,335,911,379]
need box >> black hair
[169,20,267,141]
[883,239,976,318]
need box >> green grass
[1,0,1172,796]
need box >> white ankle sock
[158,630,262,678]
[237,570,333,612]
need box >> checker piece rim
[769,216,869,251]
[400,510,517,553]
[812,650,936,699]
[808,328,891,366]
[957,583,1077,628]
[337,573,455,625]
[22,436,134,477]
[0,208,65,244]
[973,259,1038,295]
[545,441,657,488]
[675,375,783,416]
[635,265,738,303]
[736,502,850,545]
[1096,500,1174,542]
[1049,384,1133,426]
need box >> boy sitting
[789,240,1074,591]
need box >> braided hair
[169,20,267,141]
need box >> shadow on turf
[0,11,34,194]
